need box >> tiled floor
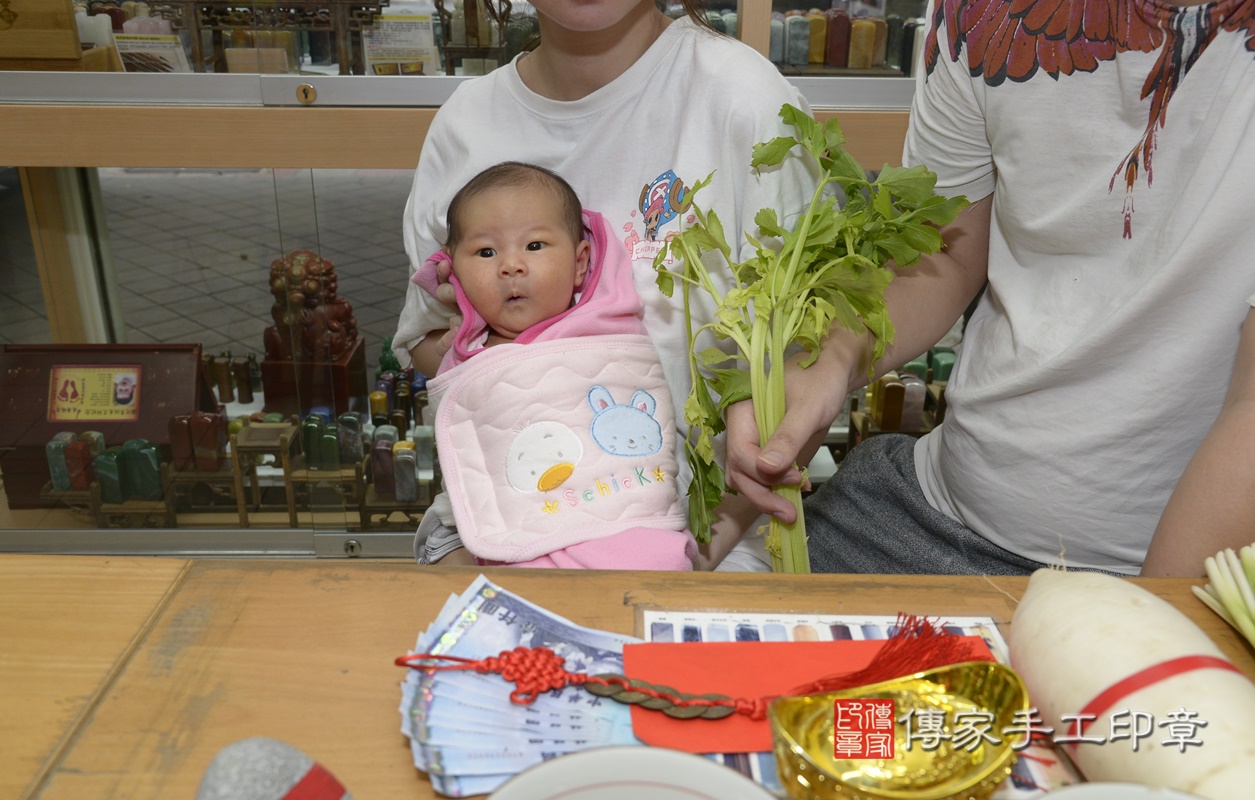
[0,168,49,344]
[0,165,417,371]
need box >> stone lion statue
[262,250,358,363]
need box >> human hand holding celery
[653,104,968,573]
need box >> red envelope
[623,638,993,753]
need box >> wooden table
[9,558,1255,799]
[2,555,191,800]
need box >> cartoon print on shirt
[640,170,688,240]
[587,386,664,457]
[923,0,1255,239]
[506,421,583,493]
[623,170,694,263]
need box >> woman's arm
[1141,306,1255,577]
[409,331,451,379]
[394,109,462,371]
[723,195,994,522]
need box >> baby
[411,162,696,570]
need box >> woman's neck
[516,5,672,101]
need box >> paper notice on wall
[113,34,193,73]
[362,13,441,76]
[47,365,143,422]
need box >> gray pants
[804,434,1050,575]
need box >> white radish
[1010,568,1255,799]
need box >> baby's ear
[573,240,591,289]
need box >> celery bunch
[654,105,968,573]
[1193,544,1255,648]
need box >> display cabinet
[0,0,914,557]
[147,0,391,74]
[0,0,927,79]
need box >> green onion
[1193,544,1255,648]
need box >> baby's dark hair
[445,162,584,252]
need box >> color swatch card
[639,609,1010,662]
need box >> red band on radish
[1066,655,1241,742]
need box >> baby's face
[450,184,590,342]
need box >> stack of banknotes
[398,575,644,797]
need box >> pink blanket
[415,211,694,570]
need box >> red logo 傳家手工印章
[833,698,895,759]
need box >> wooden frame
[0,105,908,171]
[19,167,90,342]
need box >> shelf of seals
[147,0,390,74]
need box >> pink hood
[412,210,645,374]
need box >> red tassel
[785,614,983,697]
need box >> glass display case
[0,164,433,557]
[0,0,926,79]
[0,0,914,556]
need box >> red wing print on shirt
[923,0,1255,237]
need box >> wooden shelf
[39,483,94,515]
[287,455,366,526]
[360,484,429,530]
[90,481,176,527]
[167,464,245,512]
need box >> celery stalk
[653,105,968,573]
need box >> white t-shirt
[394,17,817,483]
[905,0,1255,573]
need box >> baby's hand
[433,255,462,358]
[434,255,457,309]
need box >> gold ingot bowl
[769,661,1029,800]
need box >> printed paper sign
[114,34,193,73]
[363,13,440,76]
[48,365,142,422]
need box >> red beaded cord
[396,614,979,722]
[395,646,754,715]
